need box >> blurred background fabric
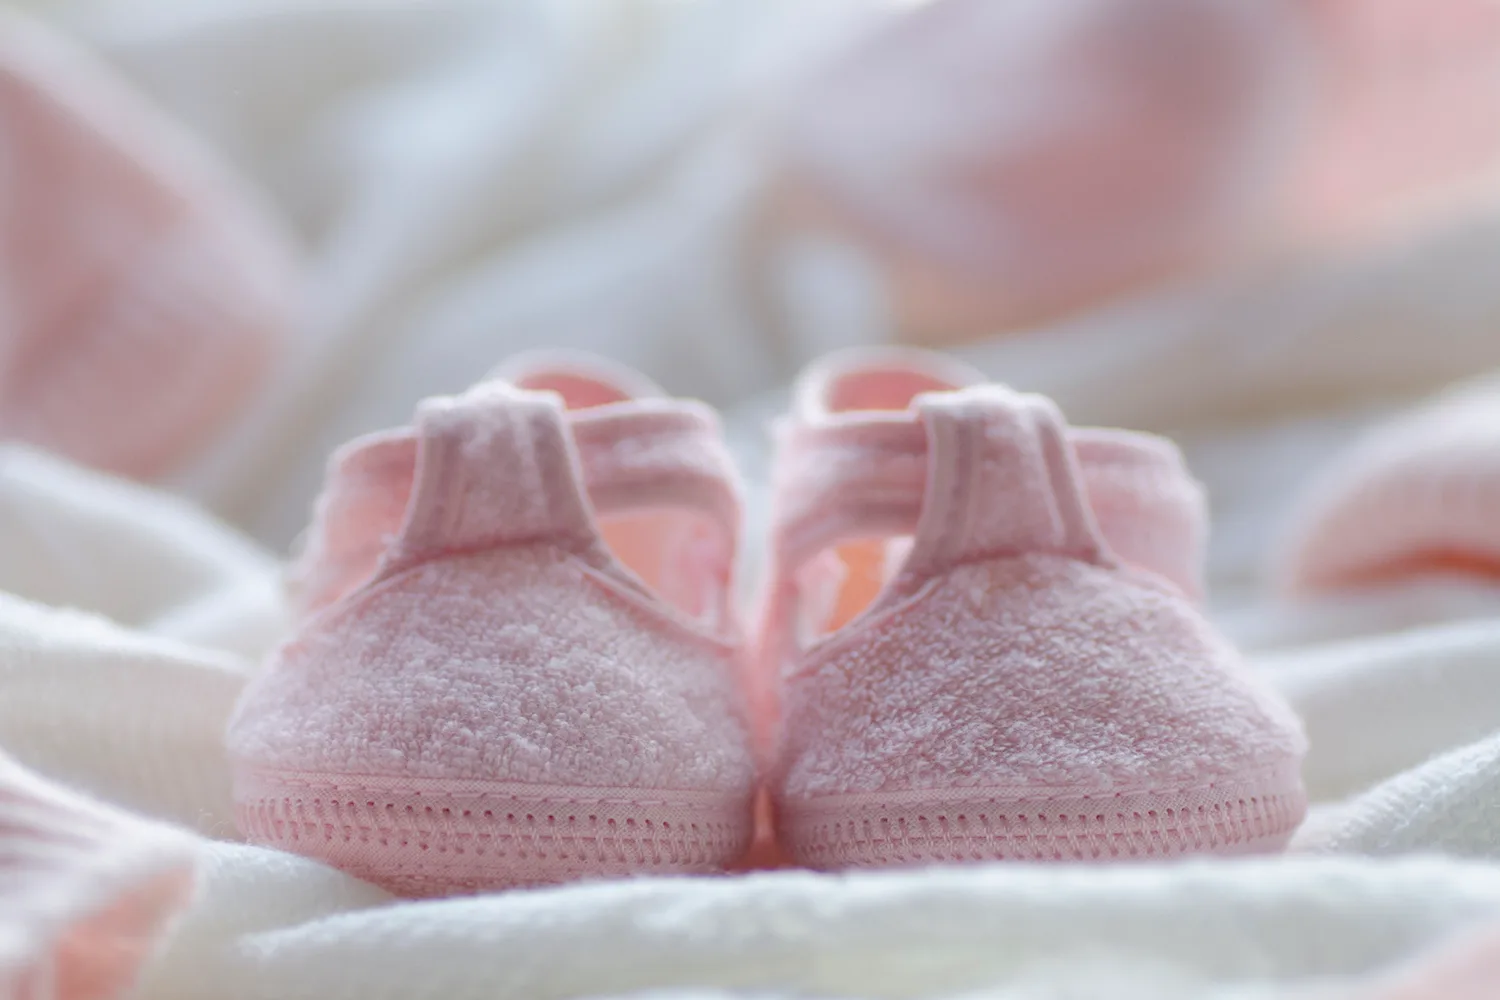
[6,0,1500,631]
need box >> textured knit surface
[1306,728,1500,860]
[0,590,247,837]
[0,10,297,482]
[780,554,1301,799]
[125,851,1500,1000]
[232,549,752,790]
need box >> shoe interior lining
[598,509,727,628]
[796,534,914,643]
[799,367,941,640]
[824,368,956,413]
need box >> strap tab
[904,386,1106,579]
[385,384,596,572]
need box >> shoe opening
[794,535,913,644]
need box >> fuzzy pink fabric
[0,10,297,480]
[0,751,196,1000]
[229,359,756,895]
[762,349,1306,867]
[1286,0,1500,246]
[767,0,1292,340]
[771,0,1500,343]
[1279,378,1500,593]
[769,349,1208,602]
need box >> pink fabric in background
[770,0,1293,341]
[0,751,196,1000]
[1279,377,1500,594]
[1287,0,1500,247]
[0,10,298,481]
[770,0,1500,343]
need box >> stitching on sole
[234,778,754,893]
[780,789,1306,866]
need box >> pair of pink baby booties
[0,1,1306,897]
[226,348,1309,897]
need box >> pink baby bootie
[226,354,757,895]
[758,349,1307,867]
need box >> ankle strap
[373,384,740,577]
[773,389,1205,597]
[570,400,741,540]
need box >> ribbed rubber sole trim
[778,767,1306,868]
[234,768,755,896]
